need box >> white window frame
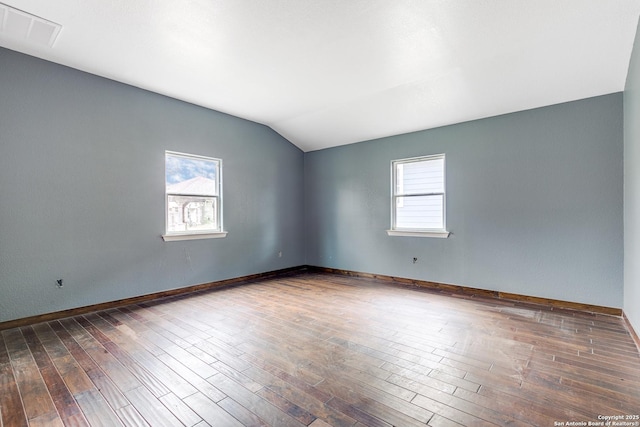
[162,151,227,241]
[387,154,450,238]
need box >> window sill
[386,229,450,238]
[162,231,228,242]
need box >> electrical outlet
[56,279,63,288]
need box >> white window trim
[389,154,449,238]
[386,229,450,238]
[163,151,227,241]
[162,231,228,242]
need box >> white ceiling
[1,1,639,152]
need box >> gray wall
[0,44,628,323]
[305,94,624,308]
[0,47,305,323]
[625,19,640,334]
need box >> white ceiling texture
[1,1,639,152]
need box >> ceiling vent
[0,3,61,48]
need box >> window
[387,154,449,238]
[162,151,227,241]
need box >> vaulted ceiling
[1,1,639,152]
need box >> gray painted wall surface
[0,48,305,323]
[625,19,640,335]
[0,45,627,323]
[305,94,624,308]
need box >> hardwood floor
[1,272,639,426]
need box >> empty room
[2,1,640,426]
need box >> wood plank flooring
[1,272,640,426]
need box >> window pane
[167,195,218,232]
[396,158,443,195]
[395,195,443,229]
[166,154,218,196]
